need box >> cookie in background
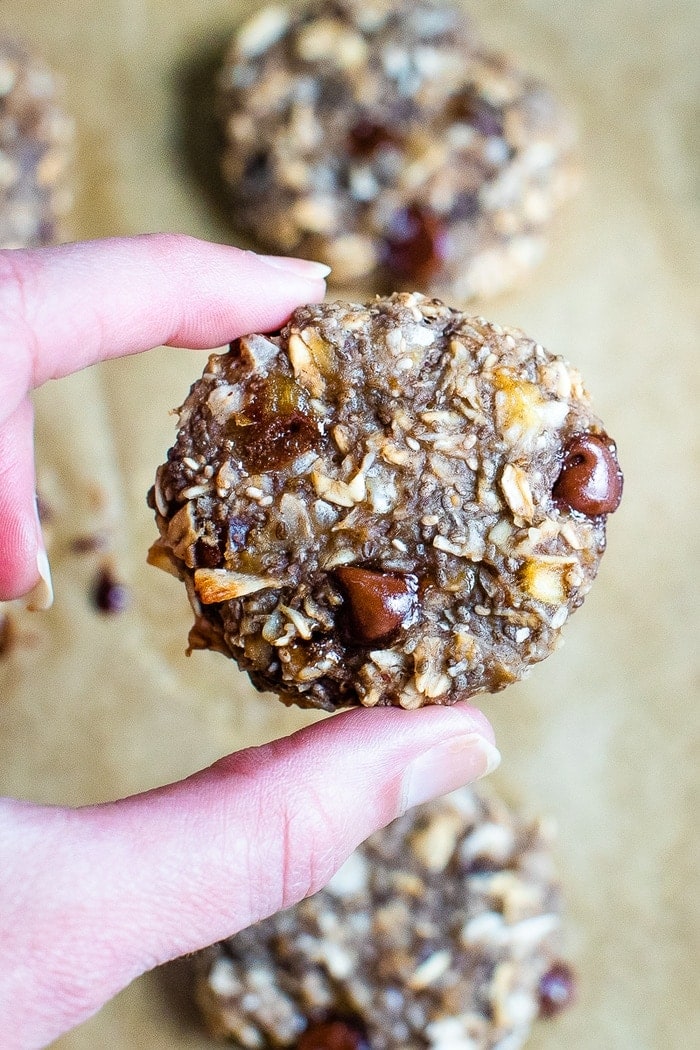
[215,0,580,300]
[0,38,74,249]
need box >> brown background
[1,1,698,1047]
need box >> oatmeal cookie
[148,293,622,711]
[0,39,73,248]
[217,0,579,299]
[193,786,576,1049]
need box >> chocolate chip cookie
[148,293,622,710]
[217,0,579,299]
[0,39,74,248]
[193,786,576,1048]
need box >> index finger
[0,233,330,423]
[0,234,328,603]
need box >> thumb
[1,703,498,1048]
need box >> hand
[0,235,500,1049]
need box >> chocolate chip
[347,120,399,158]
[553,432,623,516]
[195,537,224,568]
[538,961,577,1017]
[92,566,131,614]
[333,566,418,645]
[380,205,448,284]
[297,1019,370,1050]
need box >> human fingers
[0,235,328,602]
[1,703,499,1047]
[0,234,330,428]
[0,397,51,606]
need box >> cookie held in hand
[148,292,622,710]
[0,39,73,248]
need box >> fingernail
[400,733,501,813]
[26,499,54,611]
[258,254,332,280]
[25,544,54,611]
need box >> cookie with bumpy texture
[217,0,579,299]
[193,786,576,1049]
[0,39,73,248]
[148,292,622,711]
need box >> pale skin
[0,235,500,1049]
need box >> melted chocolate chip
[553,432,623,516]
[240,411,320,473]
[381,205,448,283]
[92,566,131,614]
[297,1019,369,1050]
[228,373,320,473]
[348,120,399,158]
[333,566,418,646]
[538,961,577,1017]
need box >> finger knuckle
[276,789,336,911]
[0,249,41,388]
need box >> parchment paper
[1,2,698,1047]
